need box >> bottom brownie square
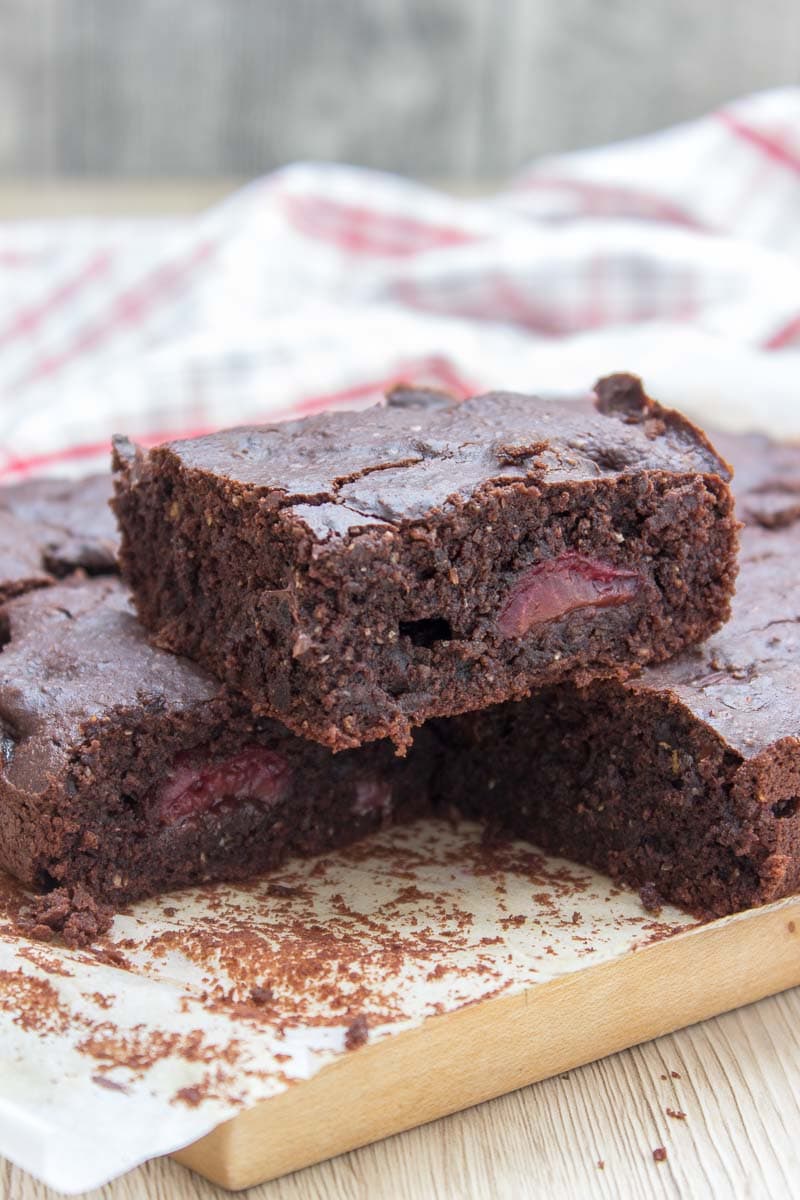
[0,579,434,904]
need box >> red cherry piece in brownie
[155,746,292,825]
[497,553,641,637]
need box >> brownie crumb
[596,1160,605,1170]
[249,985,274,1006]
[660,1073,668,1081]
[17,885,113,948]
[639,882,662,913]
[174,1085,204,1107]
[666,1108,686,1120]
[267,882,303,898]
[671,1070,681,1079]
[345,1014,369,1050]
[653,1147,668,1163]
[91,1074,128,1093]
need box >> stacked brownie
[111,373,737,751]
[1,373,799,932]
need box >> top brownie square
[112,374,738,751]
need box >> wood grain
[4,985,799,1198]
[1,0,799,179]
[172,896,800,1189]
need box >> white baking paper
[0,818,698,1193]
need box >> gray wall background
[2,0,799,181]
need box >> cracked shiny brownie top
[146,372,730,534]
[112,373,738,752]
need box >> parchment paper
[0,818,697,1193]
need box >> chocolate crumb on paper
[91,1075,128,1093]
[249,986,274,1006]
[653,1147,668,1163]
[267,882,304,898]
[345,1014,369,1050]
[16,885,113,948]
[638,883,662,914]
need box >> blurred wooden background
[1,0,799,183]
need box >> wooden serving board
[174,887,800,1191]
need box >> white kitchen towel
[1,86,799,481]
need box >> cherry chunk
[156,746,291,826]
[497,552,640,637]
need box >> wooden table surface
[1,182,798,1199]
[3,985,798,1199]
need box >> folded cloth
[1,87,799,481]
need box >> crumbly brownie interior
[436,432,800,919]
[18,705,431,903]
[437,682,800,918]
[113,376,738,751]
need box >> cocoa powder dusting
[77,1024,242,1076]
[0,971,73,1036]
[0,819,697,1127]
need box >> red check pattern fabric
[1,88,799,480]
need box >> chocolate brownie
[0,579,434,903]
[0,512,54,601]
[0,473,118,576]
[437,433,800,917]
[112,374,738,751]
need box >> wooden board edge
[173,896,800,1191]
